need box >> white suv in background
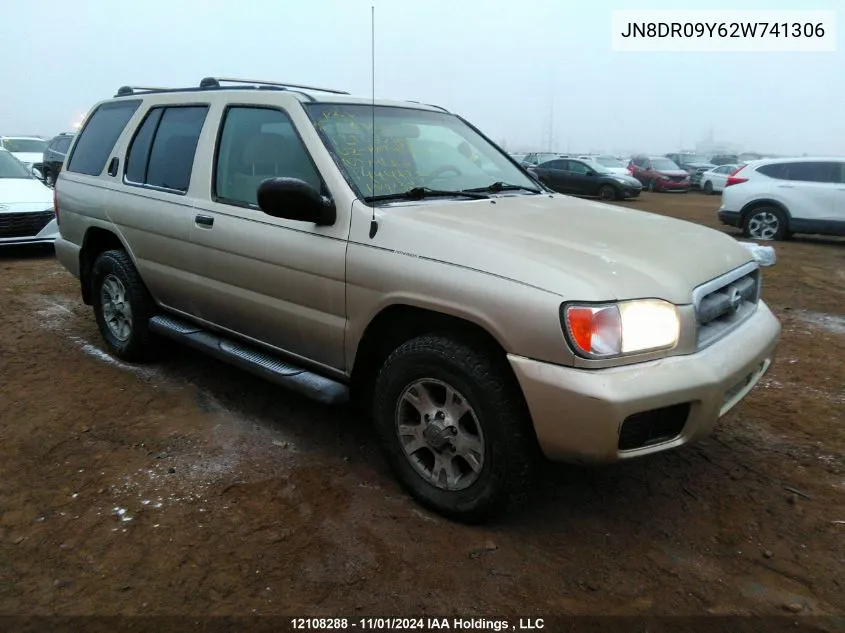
[718,158,845,241]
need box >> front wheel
[598,184,618,201]
[372,335,539,523]
[43,170,54,187]
[91,249,160,361]
[648,178,658,192]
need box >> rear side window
[66,100,141,176]
[759,161,838,183]
[125,105,208,193]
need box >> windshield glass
[0,151,33,179]
[2,138,47,153]
[595,156,625,168]
[306,104,538,200]
[651,158,681,170]
[678,154,710,164]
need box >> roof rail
[115,85,172,97]
[199,77,350,94]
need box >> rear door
[760,161,836,222]
[832,161,845,225]
[533,159,568,192]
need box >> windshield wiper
[365,187,490,202]
[463,181,541,194]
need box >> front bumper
[718,210,741,227]
[509,301,780,463]
[620,184,641,198]
[0,216,58,246]
[657,180,690,191]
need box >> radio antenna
[368,3,378,239]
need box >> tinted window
[786,161,837,183]
[215,106,322,206]
[567,161,591,175]
[55,137,73,153]
[757,163,788,179]
[543,160,567,170]
[125,108,164,184]
[67,100,141,176]
[144,106,208,192]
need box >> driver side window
[214,106,322,207]
[567,161,591,175]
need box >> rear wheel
[91,249,160,361]
[598,184,618,201]
[372,334,539,523]
[703,180,713,195]
[743,206,788,241]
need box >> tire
[372,334,539,523]
[742,206,788,241]
[91,249,160,361]
[648,178,658,192]
[598,184,618,201]
[703,180,713,195]
[43,170,53,187]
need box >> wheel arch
[78,227,131,305]
[739,198,792,225]
[350,304,516,415]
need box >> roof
[744,156,845,165]
[110,77,449,113]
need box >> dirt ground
[1,192,843,623]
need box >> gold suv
[53,77,780,522]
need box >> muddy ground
[0,192,843,623]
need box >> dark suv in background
[41,133,75,186]
[628,155,690,192]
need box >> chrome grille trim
[692,261,761,350]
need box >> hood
[373,194,752,304]
[656,169,689,177]
[0,178,53,208]
[9,152,43,165]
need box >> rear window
[66,100,141,176]
[2,138,47,153]
[54,136,73,153]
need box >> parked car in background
[0,136,48,179]
[42,133,75,186]
[0,149,57,246]
[699,164,739,195]
[577,155,630,176]
[665,153,716,188]
[718,157,845,240]
[529,157,642,200]
[521,152,567,167]
[709,154,740,166]
[629,155,690,192]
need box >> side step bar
[149,315,349,405]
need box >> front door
[187,105,349,371]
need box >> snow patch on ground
[790,310,845,336]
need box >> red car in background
[628,155,690,192]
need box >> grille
[0,211,55,238]
[694,264,760,349]
[668,175,687,182]
[618,403,690,451]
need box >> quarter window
[66,100,141,176]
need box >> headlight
[613,177,629,184]
[660,175,671,180]
[561,299,680,358]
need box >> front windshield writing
[306,104,537,199]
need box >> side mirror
[31,167,42,179]
[586,171,596,177]
[257,178,336,226]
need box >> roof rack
[115,85,172,96]
[199,77,350,94]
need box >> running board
[148,315,349,405]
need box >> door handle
[777,185,794,189]
[195,214,214,227]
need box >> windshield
[678,154,710,164]
[0,151,33,179]
[595,156,625,168]
[306,104,538,201]
[651,158,681,170]
[2,138,47,153]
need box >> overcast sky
[2,0,842,156]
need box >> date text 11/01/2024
[290,618,546,630]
